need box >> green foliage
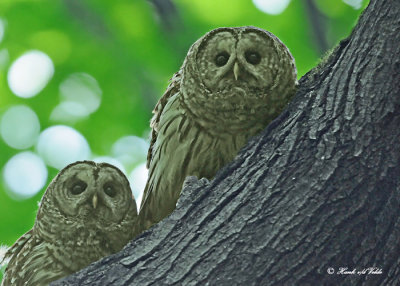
[0,264,4,282]
[0,0,367,251]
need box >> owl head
[180,26,297,131]
[34,161,138,241]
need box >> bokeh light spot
[50,101,89,123]
[3,152,48,199]
[37,125,91,170]
[51,73,102,123]
[129,162,148,208]
[7,50,54,98]
[342,0,362,9]
[112,136,149,170]
[1,105,40,149]
[252,0,291,15]
[59,73,102,113]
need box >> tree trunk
[53,0,400,285]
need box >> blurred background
[0,0,367,275]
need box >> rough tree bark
[53,0,400,285]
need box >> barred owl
[139,26,297,229]
[1,161,138,286]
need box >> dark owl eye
[245,51,261,65]
[71,181,87,195]
[215,52,230,67]
[104,184,116,198]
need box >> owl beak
[234,62,240,81]
[92,194,98,209]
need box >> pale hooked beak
[234,62,240,81]
[92,193,98,209]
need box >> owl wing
[1,229,33,266]
[147,70,182,168]
[1,230,37,285]
[2,231,68,285]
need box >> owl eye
[71,181,87,195]
[104,184,116,198]
[215,52,230,67]
[245,51,261,65]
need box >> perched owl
[0,161,138,286]
[139,26,297,229]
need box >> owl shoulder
[147,70,182,168]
